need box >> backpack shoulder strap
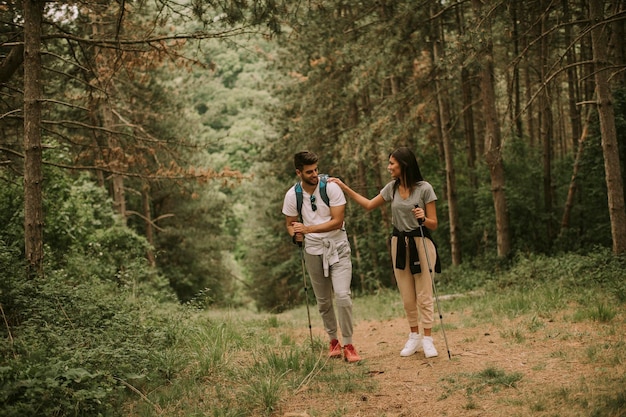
[295,175,330,219]
[295,182,303,219]
[318,174,330,207]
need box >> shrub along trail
[276,305,625,417]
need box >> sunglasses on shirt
[310,195,317,211]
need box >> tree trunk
[456,6,478,189]
[366,147,386,283]
[589,0,626,254]
[353,158,367,291]
[23,0,45,277]
[112,172,127,220]
[608,0,625,86]
[560,108,593,231]
[562,0,582,149]
[461,67,478,189]
[472,0,511,258]
[510,0,523,139]
[0,44,24,84]
[540,3,555,244]
[100,104,127,221]
[89,19,127,222]
[521,6,536,148]
[142,183,156,267]
[432,3,461,265]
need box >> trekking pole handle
[414,205,425,225]
[292,231,303,246]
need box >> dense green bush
[0,262,180,417]
[0,171,180,416]
[437,246,626,304]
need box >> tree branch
[0,44,24,84]
[125,210,172,232]
[0,145,249,181]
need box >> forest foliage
[1,0,625,415]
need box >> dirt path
[276,307,624,417]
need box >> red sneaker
[328,339,342,358]
[343,344,362,363]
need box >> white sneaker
[422,336,438,358]
[400,333,422,357]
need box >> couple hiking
[282,148,441,363]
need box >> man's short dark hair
[294,151,319,171]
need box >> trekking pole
[298,240,315,352]
[416,207,451,360]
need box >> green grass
[123,293,624,416]
[123,305,374,416]
[121,252,626,417]
[439,366,523,401]
[499,326,526,343]
[573,302,618,323]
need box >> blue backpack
[295,174,330,219]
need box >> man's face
[297,163,319,187]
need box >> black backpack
[295,174,330,218]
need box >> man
[282,151,361,363]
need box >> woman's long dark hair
[390,147,424,192]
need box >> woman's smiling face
[387,156,401,179]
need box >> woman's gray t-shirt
[380,180,438,232]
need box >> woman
[329,147,440,358]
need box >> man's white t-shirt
[282,181,346,241]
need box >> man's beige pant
[304,239,354,345]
